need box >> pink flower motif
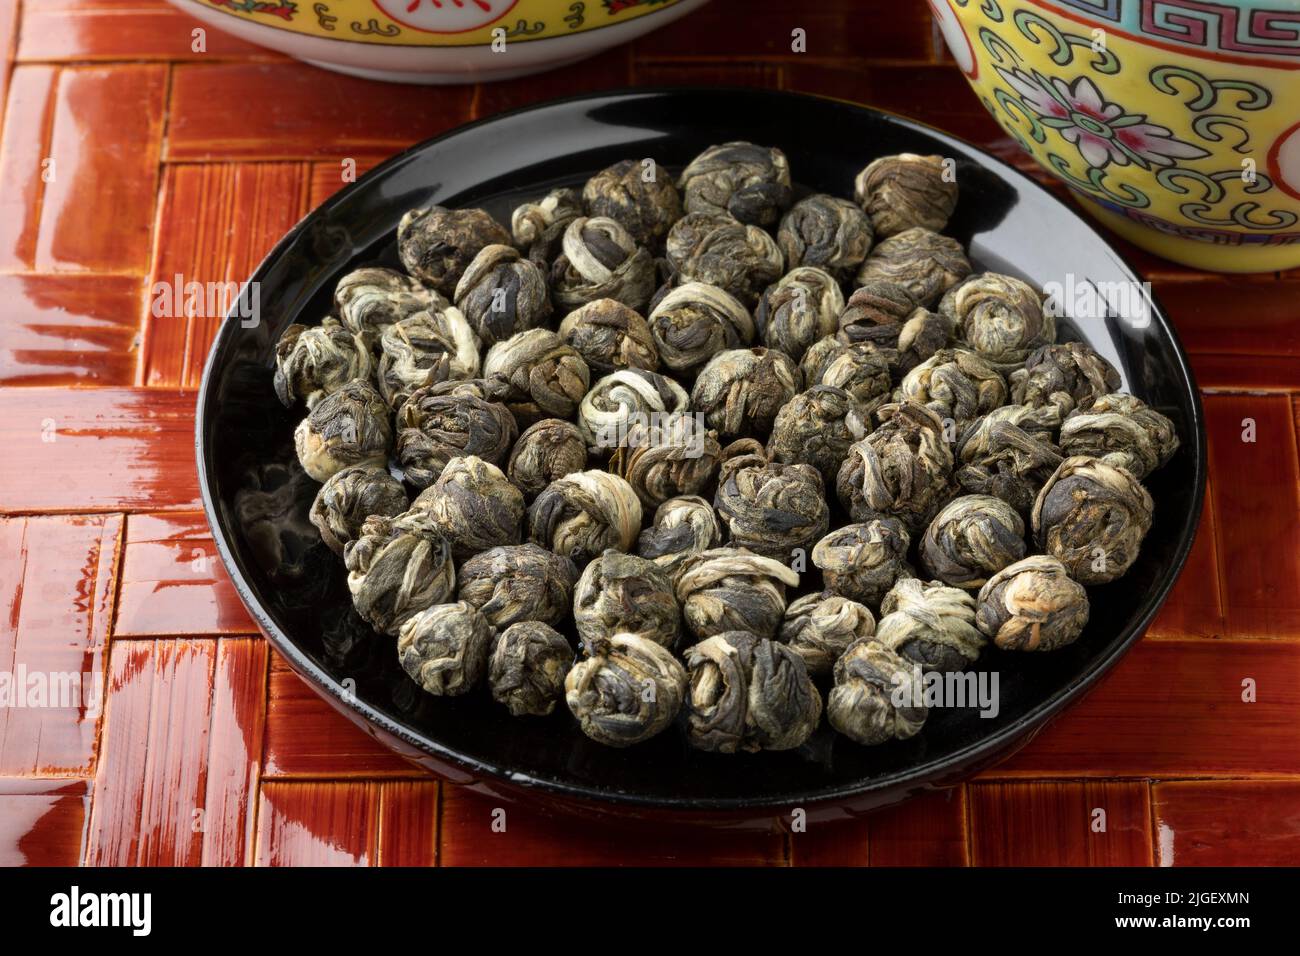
[996,67,1209,171]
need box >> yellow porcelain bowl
[171,0,709,84]
[929,0,1300,272]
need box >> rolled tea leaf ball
[663,213,784,307]
[582,158,683,248]
[780,592,876,678]
[920,494,1027,589]
[828,638,928,745]
[898,347,1009,436]
[489,621,573,717]
[411,455,524,560]
[675,546,800,640]
[565,632,687,747]
[777,194,873,279]
[683,631,822,753]
[854,153,958,238]
[574,549,681,650]
[855,227,971,308]
[557,298,659,375]
[309,464,408,557]
[528,470,643,564]
[550,216,656,313]
[1059,392,1179,480]
[396,601,492,696]
[678,141,792,227]
[768,385,868,484]
[836,401,954,530]
[837,279,919,348]
[611,411,722,508]
[376,307,480,409]
[274,318,374,409]
[578,368,690,451]
[714,457,829,562]
[1032,455,1153,584]
[511,187,583,269]
[647,282,755,372]
[335,266,444,345]
[976,554,1090,652]
[293,379,392,482]
[806,340,892,415]
[754,267,844,363]
[398,206,511,296]
[458,543,577,629]
[507,418,588,500]
[635,495,723,584]
[941,272,1054,371]
[344,510,455,635]
[691,347,801,439]
[1009,342,1122,417]
[875,577,985,672]
[812,518,914,608]
[453,244,552,347]
[395,380,517,489]
[954,403,1063,516]
[483,328,591,426]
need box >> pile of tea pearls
[277,146,1179,753]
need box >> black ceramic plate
[197,88,1205,819]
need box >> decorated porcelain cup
[170,0,709,84]
[929,0,1300,272]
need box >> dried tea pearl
[1010,342,1122,417]
[809,341,892,415]
[941,272,1054,371]
[898,348,1008,437]
[412,455,524,560]
[395,380,517,489]
[854,153,958,238]
[691,347,801,439]
[664,213,784,307]
[574,550,681,651]
[976,554,1090,652]
[1060,392,1179,480]
[512,187,583,269]
[582,158,683,248]
[550,216,656,313]
[274,318,374,409]
[678,141,793,227]
[675,547,800,640]
[781,592,876,679]
[875,578,984,672]
[683,631,822,753]
[837,401,954,531]
[714,458,828,562]
[611,412,721,509]
[458,543,577,629]
[636,495,723,584]
[920,494,1026,589]
[828,638,928,745]
[646,281,755,373]
[376,307,480,409]
[310,464,408,557]
[507,419,588,500]
[838,280,919,348]
[344,510,455,636]
[489,621,573,717]
[565,632,687,747]
[768,385,867,484]
[777,194,874,279]
[754,267,843,363]
[453,244,552,347]
[891,307,954,377]
[1032,456,1153,584]
[335,267,445,345]
[397,601,492,696]
[954,403,1063,516]
[293,379,392,482]
[398,206,511,296]
[528,470,643,565]
[578,368,690,451]
[557,298,659,375]
[812,519,914,608]
[483,328,591,426]
[855,227,971,308]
